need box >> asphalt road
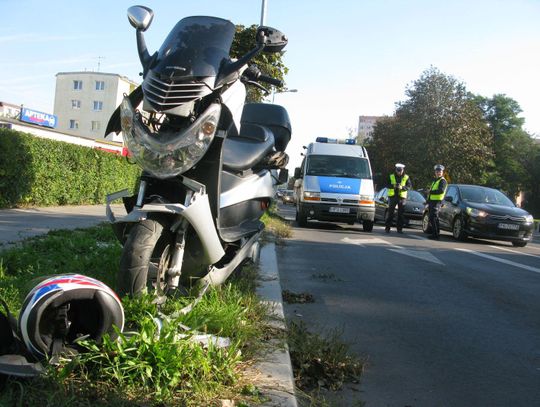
[276,202,540,407]
[0,204,125,249]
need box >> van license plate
[329,207,350,214]
[497,223,519,230]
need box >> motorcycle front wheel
[117,217,173,297]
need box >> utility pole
[260,0,267,26]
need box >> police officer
[427,164,448,240]
[385,163,412,234]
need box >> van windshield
[306,155,371,179]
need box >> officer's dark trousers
[386,196,405,230]
[428,201,441,237]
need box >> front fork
[107,176,225,294]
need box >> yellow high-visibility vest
[388,174,409,198]
[429,178,447,201]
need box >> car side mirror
[256,26,288,53]
[294,167,302,179]
[444,196,453,203]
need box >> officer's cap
[395,163,405,170]
[434,164,445,171]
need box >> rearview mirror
[127,5,154,31]
[294,167,302,179]
[257,26,288,53]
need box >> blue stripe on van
[318,177,361,194]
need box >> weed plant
[287,321,364,392]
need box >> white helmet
[18,274,124,358]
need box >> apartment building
[53,72,138,142]
[357,115,384,143]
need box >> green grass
[0,224,272,406]
[261,203,292,239]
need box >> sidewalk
[0,204,297,406]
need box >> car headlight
[525,214,534,223]
[120,97,221,179]
[466,207,488,218]
[303,191,320,201]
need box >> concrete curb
[252,242,298,407]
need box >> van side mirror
[278,168,288,184]
[444,195,453,203]
[294,167,302,179]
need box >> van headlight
[120,97,221,179]
[303,191,320,201]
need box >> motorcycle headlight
[120,97,221,179]
[466,207,488,218]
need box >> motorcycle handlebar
[258,75,283,87]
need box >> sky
[1,0,539,170]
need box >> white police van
[293,137,375,231]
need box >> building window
[93,101,103,111]
[69,120,79,129]
[71,100,81,109]
[91,121,101,131]
[95,81,105,90]
[73,80,83,90]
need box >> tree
[474,94,535,198]
[368,67,493,190]
[231,25,289,102]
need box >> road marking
[342,237,402,249]
[388,248,445,265]
[409,234,428,240]
[489,245,540,259]
[455,248,540,274]
[342,237,444,265]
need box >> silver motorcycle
[105,6,291,302]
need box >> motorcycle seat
[241,103,291,152]
[222,124,275,172]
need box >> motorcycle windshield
[153,16,236,79]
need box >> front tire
[296,206,308,227]
[118,218,173,297]
[362,220,374,232]
[422,212,432,234]
[452,217,467,241]
[512,241,527,247]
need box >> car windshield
[460,186,515,207]
[407,190,425,203]
[306,155,371,179]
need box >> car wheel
[512,241,527,247]
[452,217,467,241]
[422,212,432,234]
[363,220,374,232]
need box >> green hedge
[0,128,140,208]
